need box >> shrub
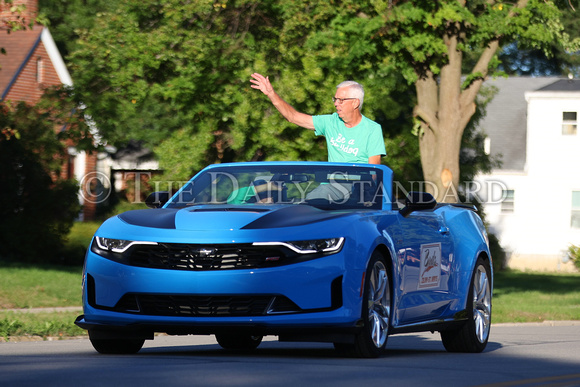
[488,232,507,272]
[568,245,580,271]
[0,101,83,265]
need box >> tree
[69,0,278,181]
[377,0,580,202]
[71,0,547,196]
[69,0,415,183]
[0,88,89,264]
[498,4,580,76]
[37,0,113,58]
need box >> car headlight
[94,236,157,253]
[253,237,344,254]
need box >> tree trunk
[415,34,464,203]
[409,0,530,203]
[414,33,498,203]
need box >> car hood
[116,205,351,231]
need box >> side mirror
[145,191,170,209]
[399,191,437,217]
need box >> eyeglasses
[332,97,357,104]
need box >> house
[1,0,162,219]
[475,76,580,272]
[0,0,103,220]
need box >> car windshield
[166,164,384,210]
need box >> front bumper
[78,249,364,334]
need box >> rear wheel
[215,333,263,350]
[441,256,492,353]
[335,251,391,358]
[88,330,145,354]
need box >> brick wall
[2,42,60,103]
[0,0,38,19]
[0,0,38,24]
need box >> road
[1,322,579,387]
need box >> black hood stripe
[116,206,349,230]
[118,209,179,229]
[242,205,349,229]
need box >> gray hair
[337,80,364,110]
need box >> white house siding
[475,79,580,272]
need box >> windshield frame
[164,163,392,211]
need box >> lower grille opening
[113,294,302,317]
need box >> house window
[36,57,44,83]
[562,112,577,135]
[501,189,515,213]
[572,191,580,228]
[484,137,491,155]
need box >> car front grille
[128,243,287,271]
[114,294,301,316]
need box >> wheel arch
[373,244,394,276]
[477,249,494,293]
[455,248,494,319]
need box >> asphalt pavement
[1,320,580,386]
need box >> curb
[1,307,82,314]
[492,320,580,327]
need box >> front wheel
[336,251,391,358]
[88,330,145,354]
[441,256,492,353]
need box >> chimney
[0,0,38,27]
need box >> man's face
[333,86,358,120]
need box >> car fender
[347,213,398,272]
[438,207,493,308]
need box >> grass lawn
[0,250,578,339]
[0,311,85,339]
[492,270,580,323]
[0,263,83,309]
[0,263,85,339]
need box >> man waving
[250,73,386,164]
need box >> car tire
[336,251,391,358]
[88,330,145,354]
[441,256,492,353]
[215,333,263,350]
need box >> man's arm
[251,73,315,130]
[368,155,382,165]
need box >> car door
[396,210,454,325]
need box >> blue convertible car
[75,161,492,357]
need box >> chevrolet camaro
[75,161,492,358]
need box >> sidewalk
[2,306,82,313]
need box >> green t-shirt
[227,186,255,204]
[313,113,386,163]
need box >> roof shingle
[0,25,43,98]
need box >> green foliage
[499,4,580,76]
[67,0,412,182]
[380,0,577,83]
[568,245,580,270]
[60,0,577,189]
[0,93,89,265]
[461,83,502,185]
[0,312,86,339]
[0,0,36,36]
[38,0,113,57]
[488,233,507,272]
